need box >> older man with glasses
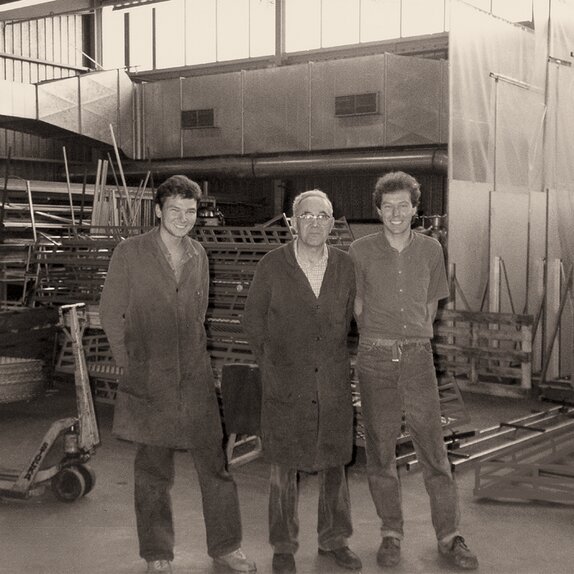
[243,189,361,574]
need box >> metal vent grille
[335,93,378,117]
[181,109,215,129]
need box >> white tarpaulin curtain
[449,0,574,376]
[449,0,544,190]
[450,0,574,265]
[547,0,574,266]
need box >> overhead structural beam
[70,148,448,180]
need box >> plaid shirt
[294,240,329,298]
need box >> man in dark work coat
[100,175,256,574]
[243,189,361,574]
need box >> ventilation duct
[97,148,447,181]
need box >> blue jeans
[269,463,353,554]
[356,338,460,543]
[134,443,242,561]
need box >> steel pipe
[70,148,447,180]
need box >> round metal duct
[69,148,447,180]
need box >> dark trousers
[269,463,353,554]
[357,339,460,542]
[134,443,242,561]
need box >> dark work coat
[99,228,222,450]
[242,241,356,472]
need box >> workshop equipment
[197,196,225,227]
[474,412,574,504]
[0,303,100,502]
[220,363,262,467]
[405,404,574,498]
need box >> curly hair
[155,175,202,208]
[373,171,421,209]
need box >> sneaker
[146,560,172,573]
[318,546,362,570]
[214,548,257,572]
[272,553,296,573]
[377,537,401,568]
[438,536,479,570]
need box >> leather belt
[359,337,430,362]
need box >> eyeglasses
[296,213,333,224]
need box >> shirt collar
[153,226,198,260]
[377,229,415,251]
[294,239,329,266]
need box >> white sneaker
[214,548,257,572]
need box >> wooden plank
[434,343,529,362]
[437,308,533,326]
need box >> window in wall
[154,0,185,68]
[360,0,401,42]
[285,0,321,52]
[217,0,250,61]
[102,0,495,72]
[285,0,448,53]
[101,6,125,69]
[185,0,217,65]
[402,0,445,37]
[182,108,215,128]
[249,0,275,57]
[335,93,379,117]
[322,0,360,48]
[129,6,153,71]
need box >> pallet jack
[0,303,101,502]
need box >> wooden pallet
[28,236,118,305]
[434,309,533,397]
[193,223,292,245]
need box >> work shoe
[272,553,296,573]
[377,537,401,567]
[214,548,257,572]
[438,536,479,570]
[318,546,362,570]
[146,560,172,573]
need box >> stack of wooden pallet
[433,308,533,397]
[28,235,122,306]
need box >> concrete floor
[1,385,572,574]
